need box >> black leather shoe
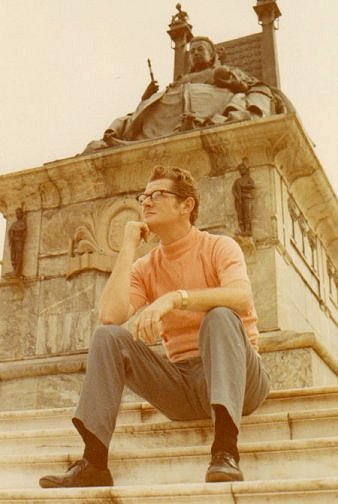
[205,452,244,482]
[39,459,113,488]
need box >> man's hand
[98,221,150,326]
[213,67,248,93]
[122,221,150,250]
[131,292,179,344]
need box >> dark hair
[148,165,199,224]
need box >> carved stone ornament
[287,196,299,222]
[298,213,308,236]
[201,133,232,176]
[67,199,141,278]
[307,229,317,251]
[326,259,337,293]
[327,260,335,280]
[307,228,317,269]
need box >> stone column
[253,0,281,88]
[167,16,193,81]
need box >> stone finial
[254,0,281,25]
[169,3,191,27]
[253,0,281,88]
[167,3,193,81]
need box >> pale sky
[0,0,337,257]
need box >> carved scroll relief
[67,199,141,278]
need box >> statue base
[0,113,337,409]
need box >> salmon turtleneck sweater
[130,226,258,362]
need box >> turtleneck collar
[159,226,199,259]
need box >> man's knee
[90,324,132,351]
[204,306,240,325]
[200,307,244,345]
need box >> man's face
[140,178,184,232]
[190,41,213,71]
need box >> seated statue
[83,36,291,153]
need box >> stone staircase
[0,386,337,503]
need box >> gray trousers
[73,307,270,449]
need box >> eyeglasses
[136,189,182,205]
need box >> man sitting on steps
[39,165,270,488]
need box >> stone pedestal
[0,113,337,409]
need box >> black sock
[72,418,108,470]
[211,405,239,462]
[83,434,108,470]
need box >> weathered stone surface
[249,165,277,240]
[0,281,39,360]
[197,175,228,230]
[249,247,279,333]
[35,272,99,356]
[0,372,83,411]
[262,348,313,389]
[275,247,338,356]
[262,348,338,390]
[38,254,68,278]
[36,373,83,409]
[0,376,39,411]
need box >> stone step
[0,478,337,504]
[0,402,165,432]
[0,437,337,489]
[0,408,337,455]
[258,385,338,413]
[0,385,337,432]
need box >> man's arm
[131,279,252,343]
[98,221,149,325]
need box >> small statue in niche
[8,207,26,276]
[232,158,255,236]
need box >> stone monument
[0,1,337,412]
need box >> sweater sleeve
[129,259,148,311]
[212,236,250,286]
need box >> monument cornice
[0,113,336,264]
